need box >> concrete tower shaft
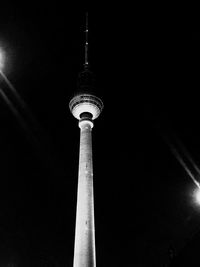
[73,120,96,267]
[70,96,103,267]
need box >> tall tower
[69,14,103,267]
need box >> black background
[0,3,198,266]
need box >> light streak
[0,70,41,149]
[144,107,200,203]
[173,136,200,177]
[0,87,34,136]
[0,70,46,146]
[0,70,38,126]
[0,72,62,173]
[0,70,24,104]
[0,85,49,161]
[164,135,200,189]
[0,48,4,70]
[194,187,200,204]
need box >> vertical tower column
[73,119,96,267]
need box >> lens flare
[0,48,5,70]
[196,190,200,203]
[194,187,200,205]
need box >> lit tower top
[69,13,103,124]
[69,13,103,267]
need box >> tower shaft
[73,120,96,267]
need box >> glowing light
[196,190,200,203]
[194,187,200,205]
[0,47,5,70]
[164,136,200,189]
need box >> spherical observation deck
[69,94,103,120]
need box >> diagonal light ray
[163,134,200,189]
[0,73,65,175]
[173,135,200,177]
[0,86,57,172]
[144,108,200,189]
[0,70,39,129]
[0,87,38,143]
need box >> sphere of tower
[69,93,103,120]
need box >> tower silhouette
[69,14,103,267]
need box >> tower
[69,14,103,267]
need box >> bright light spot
[0,47,5,70]
[194,187,200,205]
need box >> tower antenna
[84,12,89,69]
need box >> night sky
[0,3,198,267]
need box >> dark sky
[0,3,198,267]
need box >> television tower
[69,14,103,267]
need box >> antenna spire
[84,12,89,69]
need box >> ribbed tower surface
[69,94,103,121]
